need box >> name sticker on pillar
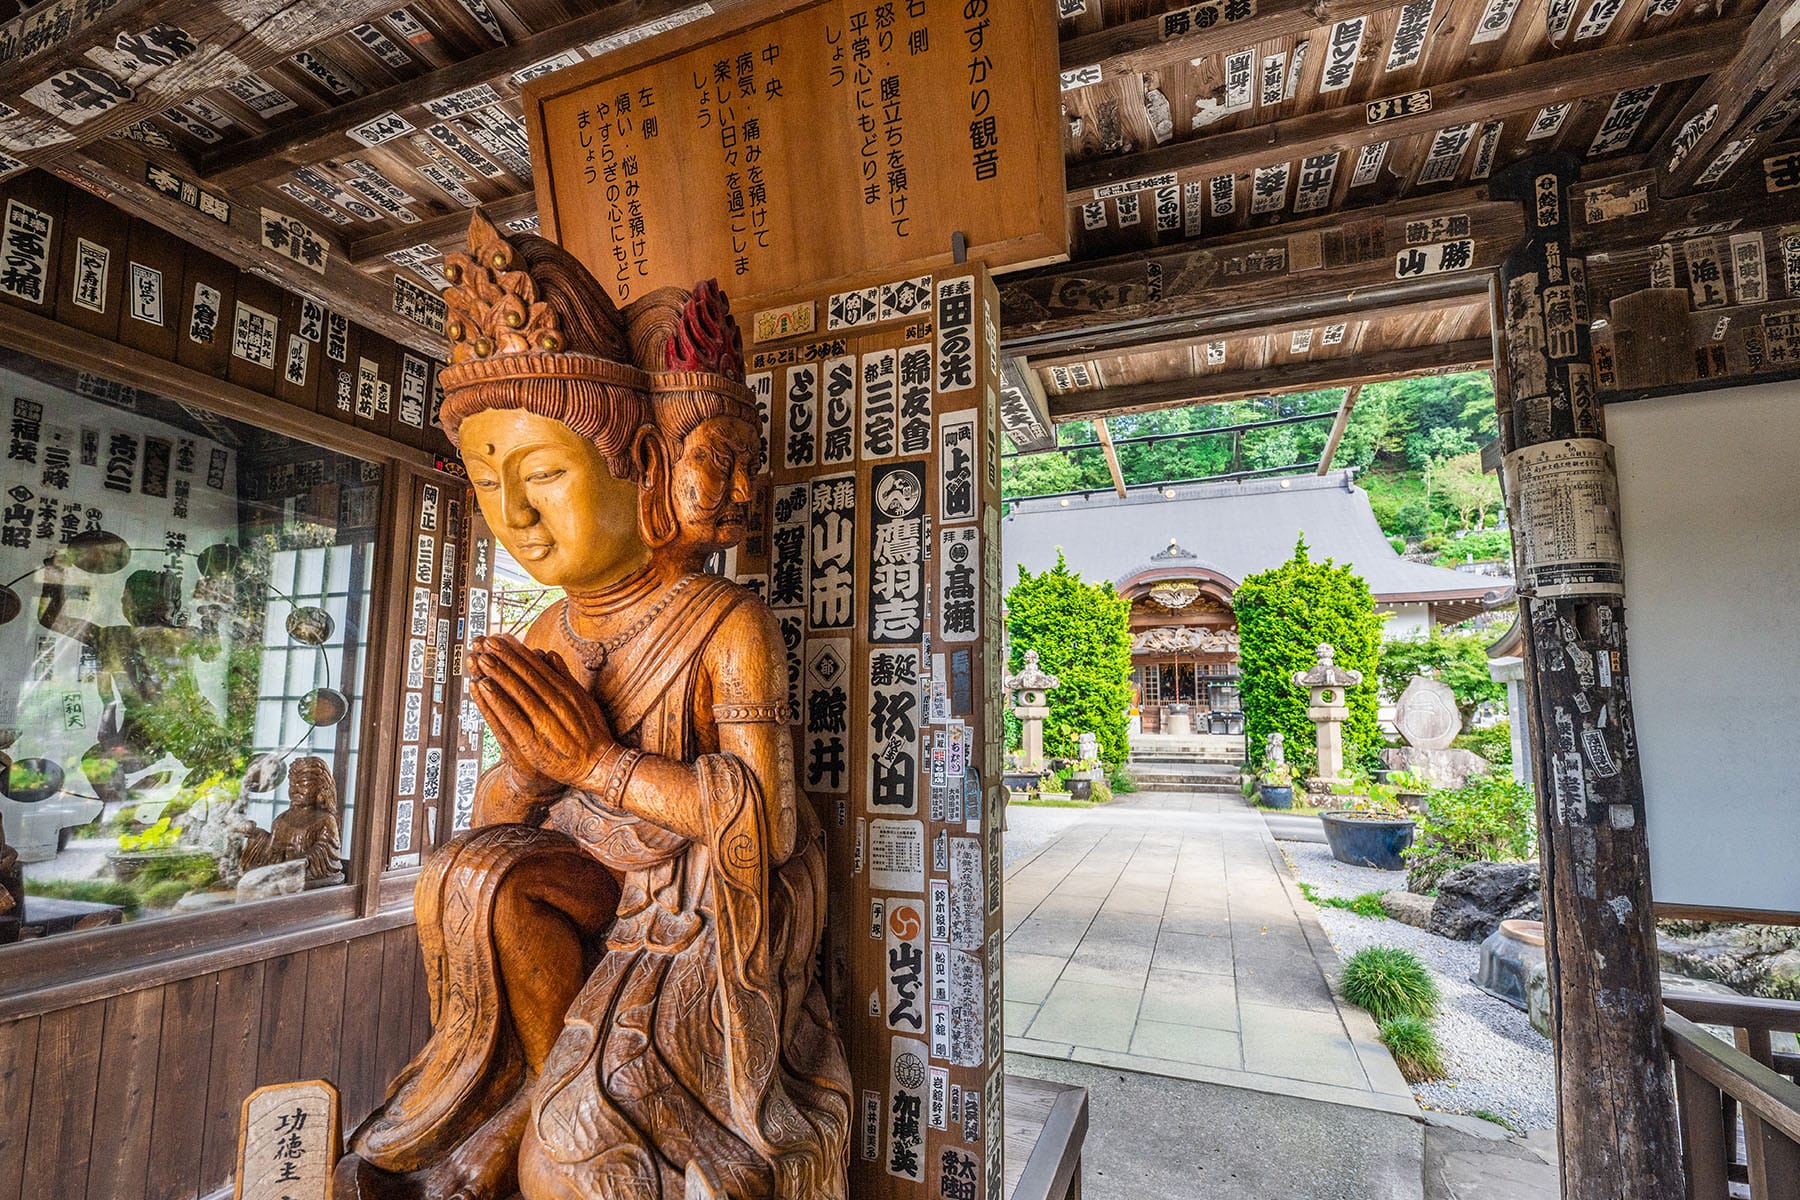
[936,276,976,392]
[803,638,850,794]
[884,898,926,1033]
[938,526,979,643]
[808,474,855,630]
[937,409,979,522]
[868,648,921,814]
[897,344,932,455]
[1504,439,1624,598]
[885,1035,928,1182]
[860,349,898,459]
[869,463,926,643]
[234,1080,340,1200]
[821,354,857,465]
[0,201,52,305]
[782,362,818,468]
[769,483,808,609]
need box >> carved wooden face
[667,414,757,553]
[460,408,649,591]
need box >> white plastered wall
[1608,380,1800,916]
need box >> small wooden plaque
[233,1079,341,1200]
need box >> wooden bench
[1004,1074,1089,1200]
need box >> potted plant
[1068,754,1101,801]
[1320,774,1418,870]
[1256,761,1295,809]
[1385,769,1434,813]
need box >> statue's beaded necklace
[558,572,702,671]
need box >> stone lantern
[1293,643,1362,785]
[1004,650,1060,772]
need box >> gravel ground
[1001,802,1093,869]
[1278,836,1558,1132]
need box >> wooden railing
[1664,990,1800,1198]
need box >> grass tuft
[1298,882,1389,919]
[1379,1014,1447,1083]
[1340,945,1440,1022]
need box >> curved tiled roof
[1002,471,1506,604]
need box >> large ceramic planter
[1070,778,1093,801]
[1319,811,1417,870]
[1477,918,1546,1010]
[1258,784,1294,809]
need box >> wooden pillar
[1487,153,1684,1200]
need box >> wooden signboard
[727,264,1007,1200]
[233,1079,340,1200]
[523,0,1066,307]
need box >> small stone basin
[1478,918,1547,1009]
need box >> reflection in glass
[0,354,381,939]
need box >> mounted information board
[523,0,1065,307]
[1609,381,1800,919]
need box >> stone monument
[1265,730,1285,766]
[331,213,851,1200]
[1005,649,1060,771]
[1293,644,1362,784]
[1380,670,1489,787]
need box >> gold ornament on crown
[441,210,565,363]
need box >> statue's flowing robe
[352,575,849,1199]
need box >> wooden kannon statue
[238,755,345,885]
[334,213,851,1200]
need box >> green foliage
[24,878,142,916]
[140,879,196,909]
[1469,1109,1519,1132]
[1403,773,1536,893]
[1379,1014,1448,1083]
[1376,629,1505,717]
[1298,882,1389,919]
[1235,537,1383,773]
[1258,761,1294,786]
[1329,771,1408,816]
[117,816,183,852]
[1435,529,1513,566]
[1454,721,1513,767]
[1107,764,1137,793]
[1005,552,1135,764]
[1340,945,1441,1022]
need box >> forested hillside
[1002,370,1510,565]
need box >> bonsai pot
[1002,771,1044,793]
[1070,778,1093,801]
[1319,810,1417,870]
[1257,784,1294,809]
[1477,918,1546,1010]
[1396,789,1430,814]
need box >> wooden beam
[0,0,396,173]
[1650,2,1800,197]
[1315,384,1361,474]
[1489,153,1683,1200]
[198,0,713,190]
[1065,21,1744,200]
[56,142,438,348]
[351,191,539,268]
[1094,419,1128,496]
[1057,0,1410,84]
[1028,291,1487,373]
[1046,338,1492,420]
[1001,194,1520,357]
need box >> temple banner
[523,0,1066,306]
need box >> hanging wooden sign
[523,0,1065,306]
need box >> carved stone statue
[238,755,345,886]
[334,213,850,1200]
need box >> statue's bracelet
[584,743,643,812]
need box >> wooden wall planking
[0,924,430,1200]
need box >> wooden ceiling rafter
[195,0,716,190]
[1056,0,1414,82]
[1649,0,1800,196]
[350,189,538,266]
[1044,338,1493,421]
[0,0,406,173]
[1063,21,1747,200]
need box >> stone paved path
[1003,790,1418,1116]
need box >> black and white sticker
[291,50,359,97]
[71,238,109,313]
[897,345,932,455]
[1588,87,1658,158]
[1209,173,1236,217]
[225,73,297,117]
[231,302,278,369]
[860,349,899,459]
[869,648,922,813]
[1293,152,1338,213]
[803,637,851,794]
[189,282,221,344]
[1251,162,1289,213]
[1470,0,1521,42]
[1395,239,1475,279]
[1349,141,1388,187]
[936,277,976,393]
[347,110,415,147]
[869,462,926,643]
[283,333,309,387]
[1319,18,1364,93]
[1386,0,1432,70]
[127,262,162,325]
[1417,123,1478,185]
[808,474,855,631]
[885,1035,928,1182]
[1471,122,1504,180]
[782,363,818,469]
[1527,103,1571,142]
[939,526,978,643]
